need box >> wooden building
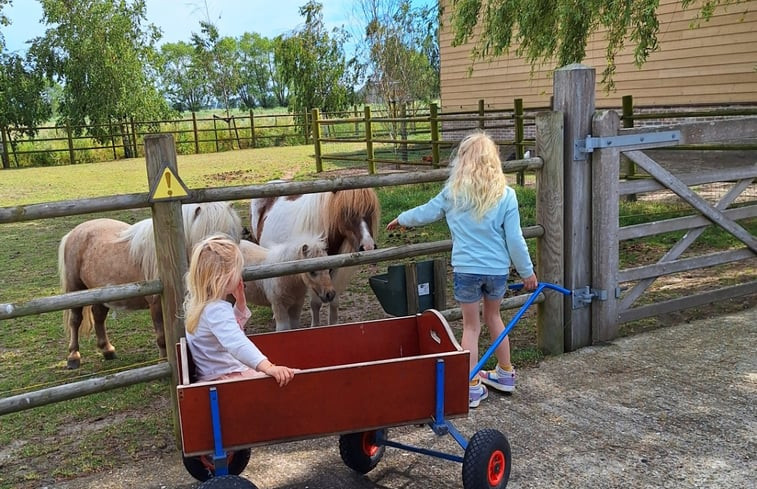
[439,0,757,110]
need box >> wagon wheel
[182,448,252,482]
[462,429,511,489]
[338,428,386,474]
[197,474,259,489]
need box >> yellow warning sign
[150,166,189,201]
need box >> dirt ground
[46,305,756,489]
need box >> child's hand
[523,274,538,291]
[266,364,295,387]
[385,218,401,230]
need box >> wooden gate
[591,112,757,340]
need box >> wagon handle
[469,282,571,381]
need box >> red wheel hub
[487,450,506,486]
[361,432,379,457]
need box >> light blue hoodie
[397,185,534,278]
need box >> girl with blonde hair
[184,234,294,385]
[386,131,537,408]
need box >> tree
[29,0,169,150]
[357,0,439,110]
[158,41,210,112]
[274,1,355,116]
[0,52,52,167]
[191,21,241,117]
[448,0,742,89]
[237,33,279,109]
[0,0,9,52]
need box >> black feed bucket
[369,259,446,316]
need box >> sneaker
[469,383,488,408]
[479,366,516,393]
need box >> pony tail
[58,232,72,335]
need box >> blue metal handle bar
[469,282,571,381]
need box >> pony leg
[149,302,167,358]
[309,295,323,327]
[66,307,84,369]
[272,302,293,331]
[91,304,116,360]
[328,297,340,325]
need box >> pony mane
[325,188,380,244]
[119,202,243,280]
[264,233,328,264]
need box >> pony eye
[309,271,318,277]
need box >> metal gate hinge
[571,286,608,309]
[574,130,680,160]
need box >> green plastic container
[369,260,436,316]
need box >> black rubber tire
[462,429,511,489]
[197,474,259,489]
[338,429,386,474]
[182,448,252,482]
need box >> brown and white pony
[240,236,335,331]
[58,202,243,369]
[250,186,380,326]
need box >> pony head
[325,188,380,255]
[284,234,335,304]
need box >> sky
[2,0,435,55]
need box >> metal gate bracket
[572,286,608,309]
[574,130,680,160]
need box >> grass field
[0,144,754,488]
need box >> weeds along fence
[0,124,560,424]
[311,99,548,186]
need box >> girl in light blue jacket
[386,132,537,408]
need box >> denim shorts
[453,273,508,303]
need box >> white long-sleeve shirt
[186,300,266,381]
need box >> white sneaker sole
[479,373,516,393]
[469,387,488,408]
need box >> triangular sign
[150,166,189,201]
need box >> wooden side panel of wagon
[176,309,470,456]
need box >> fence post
[130,117,138,157]
[66,124,75,165]
[364,106,376,174]
[212,117,219,153]
[591,110,620,342]
[191,112,200,154]
[311,108,323,173]
[430,103,440,169]
[535,110,565,355]
[109,121,117,160]
[144,133,188,447]
[249,109,256,148]
[1,126,9,169]
[478,99,485,130]
[354,105,359,137]
[514,98,525,185]
[400,102,408,165]
[621,95,637,201]
[552,63,595,352]
[303,110,310,145]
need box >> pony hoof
[66,358,81,369]
[103,351,117,360]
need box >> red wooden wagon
[175,284,570,489]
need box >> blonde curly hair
[447,131,507,220]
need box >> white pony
[250,186,380,326]
[240,236,335,331]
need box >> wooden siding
[440,0,757,109]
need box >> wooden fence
[311,99,544,185]
[0,110,311,168]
